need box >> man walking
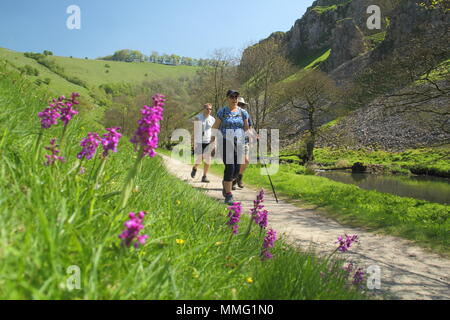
[191,103,215,183]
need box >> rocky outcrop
[324,18,368,71]
[281,0,394,62]
[316,82,450,151]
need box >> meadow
[0,60,369,299]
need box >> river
[316,170,450,205]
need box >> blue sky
[0,0,312,59]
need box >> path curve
[161,154,450,300]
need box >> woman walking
[210,90,250,205]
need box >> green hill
[0,47,199,98]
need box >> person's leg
[222,138,235,195]
[192,144,203,178]
[202,143,211,177]
[233,143,241,182]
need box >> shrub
[335,159,351,168]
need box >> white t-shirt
[194,113,215,144]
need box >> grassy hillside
[0,60,369,299]
[0,47,198,94]
[50,55,198,86]
[0,47,91,98]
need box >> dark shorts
[194,142,214,156]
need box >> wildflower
[344,262,354,273]
[59,102,79,125]
[118,211,148,248]
[226,202,242,234]
[101,127,122,157]
[176,239,186,245]
[261,228,277,260]
[353,268,365,285]
[250,190,268,229]
[44,138,65,166]
[246,277,253,284]
[77,132,101,160]
[79,166,86,175]
[258,210,268,229]
[336,234,359,253]
[38,107,61,129]
[130,94,165,158]
[38,93,80,129]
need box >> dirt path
[160,155,450,300]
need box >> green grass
[0,47,198,94]
[282,48,331,83]
[311,147,450,178]
[202,159,449,255]
[311,0,353,14]
[50,55,199,87]
[365,32,387,50]
[0,61,368,299]
[0,48,92,99]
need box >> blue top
[216,106,249,138]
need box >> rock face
[247,0,450,151]
[281,0,394,61]
[325,18,368,71]
[316,82,450,151]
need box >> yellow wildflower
[176,239,186,245]
[246,277,253,284]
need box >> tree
[150,51,159,63]
[238,38,294,131]
[193,49,238,113]
[279,70,339,162]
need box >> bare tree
[193,49,238,113]
[238,38,294,131]
[279,70,339,162]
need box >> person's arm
[210,118,221,144]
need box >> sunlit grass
[0,63,368,299]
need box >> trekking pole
[259,154,279,204]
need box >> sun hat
[237,97,248,106]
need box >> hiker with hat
[233,96,257,189]
[191,103,215,183]
[210,90,250,205]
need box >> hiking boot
[237,174,244,188]
[201,176,210,183]
[232,178,237,190]
[224,193,234,205]
[222,180,226,197]
[190,167,197,178]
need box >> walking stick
[259,154,279,204]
